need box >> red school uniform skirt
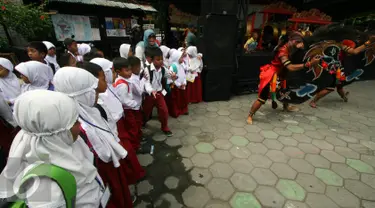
[79,127,133,208]
[186,73,203,103]
[116,116,146,184]
[166,86,188,118]
[122,109,142,151]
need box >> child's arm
[143,68,155,95]
[117,84,137,108]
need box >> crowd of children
[0,29,203,207]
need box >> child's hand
[180,84,186,90]
[171,72,178,81]
[152,91,157,98]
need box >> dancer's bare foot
[283,105,300,112]
[342,91,349,102]
[247,115,253,125]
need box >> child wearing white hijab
[15,61,52,93]
[0,90,103,207]
[53,67,134,207]
[186,46,203,103]
[165,49,188,117]
[119,43,133,58]
[0,58,21,106]
[43,41,60,70]
[78,43,92,57]
[160,45,171,68]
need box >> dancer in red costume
[247,32,321,124]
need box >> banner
[105,17,131,37]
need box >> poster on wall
[51,14,101,41]
[105,17,131,37]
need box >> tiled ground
[136,81,375,208]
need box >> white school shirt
[114,76,137,109]
[67,51,83,62]
[167,62,187,88]
[129,74,145,110]
[144,63,171,95]
[140,60,151,75]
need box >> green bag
[165,64,178,94]
[11,163,77,208]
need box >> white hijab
[90,58,124,123]
[160,45,171,68]
[0,58,21,104]
[53,67,127,167]
[186,46,202,73]
[15,61,51,93]
[0,90,102,207]
[119,44,131,58]
[0,94,16,127]
[168,50,187,86]
[78,43,91,56]
[43,41,60,71]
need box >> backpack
[165,63,178,94]
[10,163,77,208]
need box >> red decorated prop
[289,9,332,30]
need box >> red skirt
[166,87,188,118]
[96,159,133,208]
[117,117,145,184]
[258,64,278,97]
[186,73,203,103]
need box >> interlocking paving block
[171,158,193,173]
[211,149,233,163]
[180,135,200,146]
[207,178,235,201]
[278,136,298,146]
[191,153,214,168]
[209,162,234,178]
[251,168,278,186]
[271,163,297,179]
[230,127,247,136]
[244,125,262,133]
[325,136,347,147]
[230,172,257,192]
[337,134,359,143]
[249,154,272,168]
[205,200,231,208]
[362,200,375,208]
[263,139,284,150]
[317,129,337,137]
[361,155,375,168]
[182,186,210,208]
[282,146,305,159]
[135,201,150,208]
[296,173,326,193]
[326,186,360,208]
[165,138,182,147]
[184,127,202,136]
[361,174,375,189]
[287,125,305,134]
[305,154,330,168]
[289,158,314,174]
[190,167,212,185]
[230,136,249,147]
[321,150,345,163]
[178,146,196,158]
[348,144,372,154]
[153,133,167,141]
[305,131,324,140]
[214,130,233,140]
[314,168,343,186]
[255,186,286,208]
[276,179,306,201]
[258,123,275,130]
[274,128,293,136]
[156,193,183,207]
[360,140,375,150]
[164,176,179,189]
[247,142,268,155]
[298,143,320,154]
[345,180,375,200]
[305,193,340,208]
[212,139,233,150]
[292,133,312,143]
[283,201,310,208]
[229,158,254,174]
[229,146,251,159]
[335,146,360,159]
[230,120,246,128]
[137,154,154,167]
[195,142,215,153]
[137,180,153,195]
[217,109,231,116]
[266,150,290,163]
[260,130,279,139]
[331,163,360,179]
[230,192,261,208]
[346,159,375,174]
[244,132,264,142]
[311,140,334,150]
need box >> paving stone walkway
[135,80,375,208]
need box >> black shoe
[164,131,173,137]
[184,112,189,115]
[132,195,137,204]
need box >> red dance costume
[257,44,289,103]
[80,127,134,208]
[186,73,203,103]
[166,86,189,118]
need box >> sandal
[247,112,254,125]
[309,101,317,108]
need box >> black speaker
[200,14,238,69]
[203,67,233,101]
[201,0,238,15]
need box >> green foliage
[0,36,9,50]
[0,0,52,41]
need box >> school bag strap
[113,79,130,93]
[94,104,108,121]
[11,163,77,208]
